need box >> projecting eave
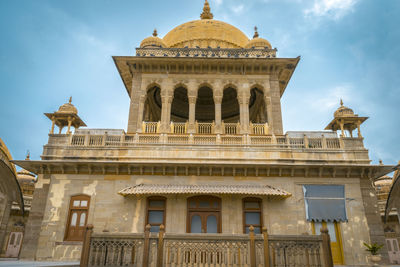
[12,160,395,180]
[112,56,300,97]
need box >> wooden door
[5,232,23,258]
[67,209,87,241]
[189,211,220,233]
[313,222,344,265]
[386,238,400,264]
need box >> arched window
[187,195,221,233]
[65,195,90,241]
[243,198,262,234]
[146,197,166,232]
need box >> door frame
[312,221,344,265]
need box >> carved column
[357,120,362,138]
[66,116,73,134]
[238,84,250,134]
[50,116,55,134]
[136,94,147,132]
[187,83,198,134]
[213,84,223,134]
[160,81,173,133]
[127,73,143,133]
[264,94,273,130]
[269,73,283,135]
[339,119,345,137]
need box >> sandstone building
[14,1,395,265]
[374,170,400,264]
[0,139,27,258]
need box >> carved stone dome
[57,97,78,114]
[163,19,249,49]
[17,169,36,183]
[245,37,271,49]
[140,29,167,48]
[334,100,355,118]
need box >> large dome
[163,19,250,49]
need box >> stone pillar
[127,74,143,133]
[269,73,283,135]
[339,119,345,137]
[66,116,73,134]
[238,84,250,134]
[50,116,55,134]
[187,83,198,134]
[20,174,51,260]
[160,81,173,133]
[213,85,223,134]
[264,95,273,130]
[136,94,147,133]
[357,120,362,138]
[360,177,390,264]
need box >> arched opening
[187,195,221,233]
[144,85,162,122]
[195,87,215,122]
[170,86,189,122]
[221,87,239,123]
[249,87,266,123]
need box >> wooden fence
[80,225,333,267]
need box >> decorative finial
[69,96,72,104]
[153,29,158,37]
[253,26,259,38]
[200,0,213,20]
[25,150,30,160]
[379,159,383,165]
[340,99,343,106]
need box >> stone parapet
[135,46,277,58]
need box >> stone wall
[29,173,372,265]
[19,174,50,260]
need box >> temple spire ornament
[200,0,213,19]
[153,29,158,37]
[340,98,343,106]
[69,96,72,104]
[253,26,259,38]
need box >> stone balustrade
[135,46,277,59]
[61,131,365,150]
[80,225,333,267]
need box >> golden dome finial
[340,98,343,106]
[25,150,30,160]
[153,29,158,37]
[253,26,259,38]
[200,0,213,20]
[69,96,72,104]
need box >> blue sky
[0,0,399,165]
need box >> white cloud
[213,0,223,6]
[304,0,359,19]
[308,84,353,111]
[231,4,244,14]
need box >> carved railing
[53,133,366,150]
[80,225,333,267]
[170,122,187,134]
[250,123,269,135]
[196,122,214,134]
[135,47,277,59]
[223,122,240,135]
[142,122,160,134]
